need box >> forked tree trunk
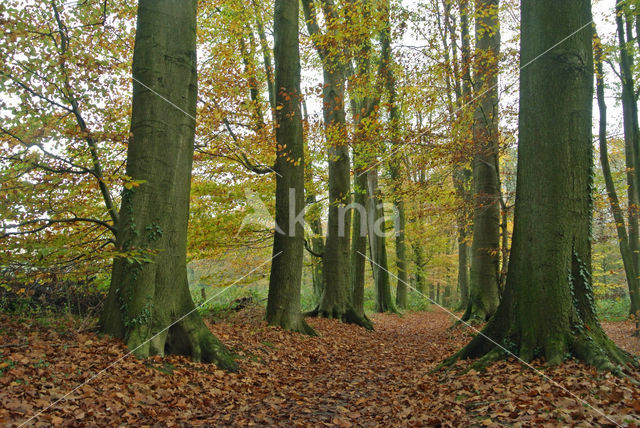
[301,0,371,328]
[443,0,635,372]
[314,65,370,326]
[265,0,315,335]
[99,0,236,370]
[466,0,501,322]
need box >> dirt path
[1,308,639,426]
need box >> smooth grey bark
[466,0,501,322]
[443,0,634,371]
[100,0,236,370]
[265,0,315,335]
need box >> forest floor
[1,307,640,427]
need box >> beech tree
[443,0,635,370]
[302,0,371,328]
[465,0,501,322]
[612,0,640,319]
[99,0,236,369]
[265,0,315,335]
[595,35,640,334]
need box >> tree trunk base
[306,306,374,330]
[437,318,638,375]
[266,312,317,336]
[101,311,238,371]
[460,301,494,323]
[375,301,400,315]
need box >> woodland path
[0,308,639,426]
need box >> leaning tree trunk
[465,0,501,322]
[443,0,635,372]
[265,0,315,335]
[99,0,236,370]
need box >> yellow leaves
[123,179,147,190]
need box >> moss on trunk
[442,0,637,373]
[100,0,236,370]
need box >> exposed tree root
[266,312,318,337]
[306,306,374,330]
[436,320,638,377]
[117,312,238,371]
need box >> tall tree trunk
[366,170,397,313]
[306,195,325,300]
[379,0,409,309]
[301,0,371,328]
[99,0,236,370]
[348,0,374,319]
[443,0,634,371]
[351,145,369,317]
[412,242,426,295]
[265,0,315,335]
[616,0,640,318]
[251,0,276,111]
[454,169,471,309]
[465,0,501,322]
[443,0,472,310]
[393,199,408,308]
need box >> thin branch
[304,238,324,258]
[1,217,117,237]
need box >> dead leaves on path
[0,309,639,426]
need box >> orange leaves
[1,309,639,426]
